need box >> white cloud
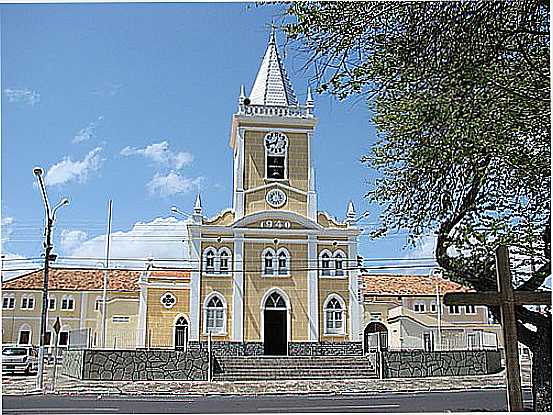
[3,88,40,106]
[60,229,88,252]
[45,147,103,186]
[60,217,191,269]
[120,141,193,169]
[91,83,122,97]
[146,171,203,197]
[73,116,104,144]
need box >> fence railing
[69,328,189,351]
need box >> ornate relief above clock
[266,188,287,208]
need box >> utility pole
[33,166,69,392]
[101,200,113,348]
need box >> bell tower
[230,29,318,221]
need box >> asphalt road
[2,388,534,414]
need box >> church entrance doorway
[175,316,188,351]
[263,291,288,356]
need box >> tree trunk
[531,322,552,411]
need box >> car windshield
[2,347,28,356]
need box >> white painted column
[233,128,245,219]
[232,233,244,341]
[348,237,361,341]
[307,235,319,341]
[136,274,148,348]
[188,226,202,341]
[79,292,88,330]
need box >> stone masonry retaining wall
[189,341,362,357]
[382,350,503,378]
[62,349,209,381]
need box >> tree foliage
[281,1,550,409]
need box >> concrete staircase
[213,355,377,381]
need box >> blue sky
[1,2,436,276]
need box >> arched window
[264,291,287,309]
[204,248,216,274]
[18,324,31,345]
[320,251,331,276]
[264,131,288,180]
[262,248,276,276]
[175,316,189,351]
[324,295,345,335]
[333,250,345,277]
[277,248,289,275]
[218,247,232,275]
[204,293,226,335]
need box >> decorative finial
[194,193,202,215]
[239,84,246,104]
[306,86,313,106]
[346,200,356,223]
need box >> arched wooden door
[175,316,188,351]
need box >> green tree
[282,0,550,410]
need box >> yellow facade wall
[146,288,190,348]
[318,278,350,342]
[243,242,309,342]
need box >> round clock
[266,189,287,208]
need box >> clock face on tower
[266,188,287,208]
[264,132,287,155]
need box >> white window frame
[465,304,477,315]
[333,249,347,277]
[323,294,346,336]
[2,294,15,310]
[203,292,227,336]
[48,296,56,311]
[261,247,276,276]
[448,305,461,315]
[264,131,288,181]
[276,247,290,276]
[217,247,232,276]
[160,292,177,309]
[203,247,217,275]
[413,302,426,313]
[61,295,75,311]
[319,249,333,277]
[430,302,437,313]
[18,324,32,345]
[21,294,35,310]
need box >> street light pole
[33,167,69,392]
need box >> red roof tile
[361,274,472,296]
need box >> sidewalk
[2,366,529,397]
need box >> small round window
[160,292,177,309]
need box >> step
[214,374,379,381]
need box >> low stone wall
[62,349,209,381]
[382,350,503,378]
[288,342,363,356]
[61,349,85,379]
[189,341,362,357]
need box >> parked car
[2,345,38,375]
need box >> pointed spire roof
[249,29,298,107]
[194,193,202,215]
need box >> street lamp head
[61,198,70,206]
[170,206,179,214]
[33,167,44,177]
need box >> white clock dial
[265,132,287,155]
[266,189,287,208]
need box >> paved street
[2,388,534,414]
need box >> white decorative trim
[188,227,202,341]
[217,246,233,276]
[260,288,291,344]
[202,291,228,336]
[232,234,244,341]
[232,210,322,231]
[137,282,147,348]
[79,292,87,330]
[307,235,319,341]
[348,237,361,341]
[160,292,177,309]
[323,293,347,336]
[245,182,308,197]
[264,131,288,180]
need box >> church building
[139,31,363,356]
